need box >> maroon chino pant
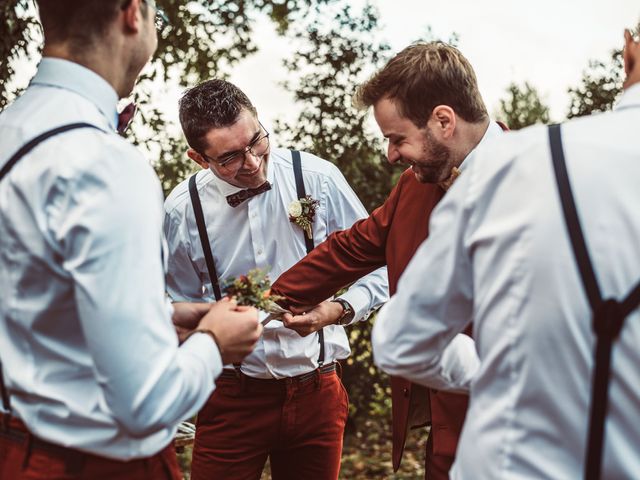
[191,367,349,480]
[0,417,182,480]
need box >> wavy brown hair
[355,41,488,126]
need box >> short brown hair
[355,42,488,126]
[36,1,133,48]
[179,79,257,153]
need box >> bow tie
[226,181,272,207]
[117,102,136,135]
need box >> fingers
[289,304,316,315]
[282,312,317,337]
[235,305,254,312]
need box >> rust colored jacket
[272,168,469,471]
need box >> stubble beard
[412,129,452,184]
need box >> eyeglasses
[202,126,271,172]
[141,0,169,30]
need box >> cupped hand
[282,300,344,337]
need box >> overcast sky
[11,0,640,138]
[225,0,640,135]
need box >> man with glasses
[0,2,261,479]
[163,79,388,479]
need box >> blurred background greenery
[1,1,627,478]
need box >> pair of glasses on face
[143,0,169,30]
[202,126,271,172]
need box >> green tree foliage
[0,0,333,195]
[497,81,550,130]
[275,3,402,213]
[566,50,623,119]
[0,0,41,109]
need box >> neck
[43,41,130,98]
[453,117,491,168]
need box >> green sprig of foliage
[221,267,282,310]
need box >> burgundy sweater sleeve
[272,177,404,309]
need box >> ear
[187,149,209,170]
[429,105,456,140]
[121,0,143,34]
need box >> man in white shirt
[373,27,640,479]
[164,79,388,479]
[0,2,261,479]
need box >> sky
[223,0,640,135]
[10,0,640,139]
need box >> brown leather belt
[219,362,337,385]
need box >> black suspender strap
[548,124,640,480]
[292,150,325,366]
[0,364,9,431]
[188,174,222,301]
[0,122,103,431]
[292,150,315,254]
[549,125,602,311]
[0,123,101,182]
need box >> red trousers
[191,366,349,480]
[425,433,454,480]
[0,417,182,480]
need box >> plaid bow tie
[226,181,272,207]
[117,102,136,135]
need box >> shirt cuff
[337,287,372,326]
[182,332,224,380]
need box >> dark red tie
[226,181,272,207]
[117,102,136,135]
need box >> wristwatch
[331,298,355,326]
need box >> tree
[0,0,41,108]
[275,3,401,213]
[497,81,550,130]
[0,0,334,195]
[566,50,623,119]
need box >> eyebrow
[386,134,405,143]
[217,129,262,160]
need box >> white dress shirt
[0,58,224,460]
[164,149,389,378]
[373,86,640,479]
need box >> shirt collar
[209,153,275,198]
[614,82,640,112]
[458,120,504,173]
[30,57,119,130]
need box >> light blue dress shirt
[373,90,640,478]
[0,58,223,460]
[164,148,389,379]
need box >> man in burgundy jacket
[272,42,506,479]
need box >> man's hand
[197,298,262,364]
[282,300,344,337]
[172,302,211,330]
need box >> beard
[411,128,453,184]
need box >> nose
[243,151,262,170]
[387,144,400,164]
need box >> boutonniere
[288,195,319,239]
[438,166,461,191]
[221,268,289,322]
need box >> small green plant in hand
[222,268,283,311]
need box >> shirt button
[257,249,263,255]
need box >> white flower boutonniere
[288,195,319,239]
